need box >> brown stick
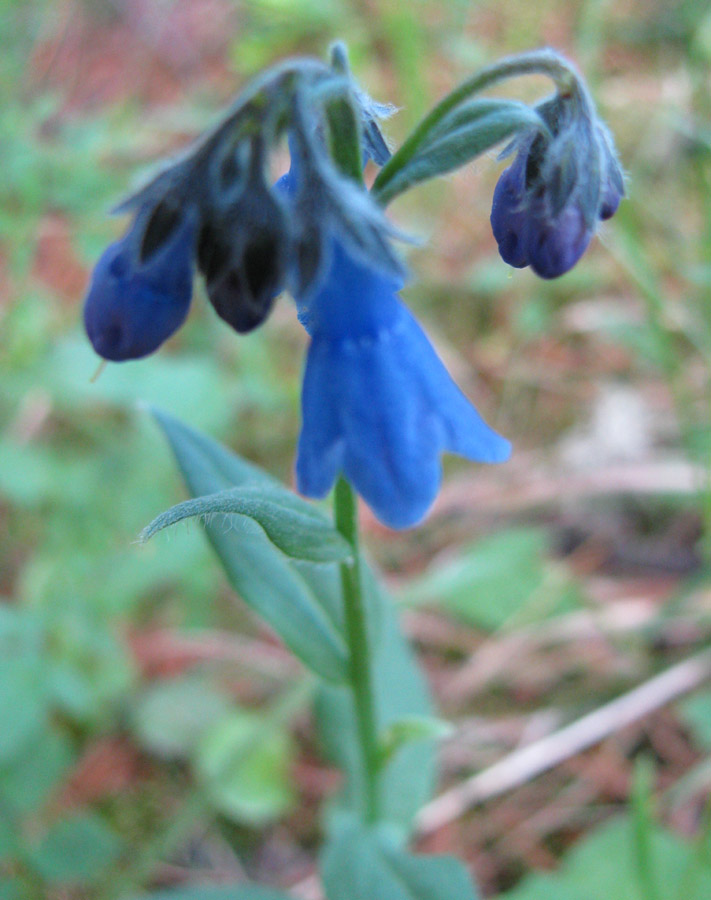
[416,649,711,837]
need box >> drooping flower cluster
[84,58,402,362]
[82,47,621,528]
[490,74,624,278]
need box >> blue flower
[490,113,624,279]
[295,240,511,529]
[84,206,197,361]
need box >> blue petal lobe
[525,203,592,279]
[398,310,512,463]
[296,339,344,499]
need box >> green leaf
[498,814,711,900]
[401,528,550,630]
[293,557,385,658]
[28,813,122,884]
[373,100,543,204]
[45,609,135,724]
[0,879,23,900]
[0,728,74,815]
[378,716,453,770]
[131,676,233,759]
[194,710,295,826]
[0,657,48,764]
[680,690,711,749]
[316,579,436,835]
[141,485,351,564]
[322,817,480,900]
[132,888,295,900]
[0,609,49,764]
[150,409,348,683]
[423,98,543,147]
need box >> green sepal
[325,93,364,185]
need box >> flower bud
[197,141,292,333]
[490,91,624,279]
[83,204,196,361]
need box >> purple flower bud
[490,99,624,279]
[489,147,531,269]
[525,197,593,279]
[83,207,196,361]
[197,141,292,334]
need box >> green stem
[372,49,585,207]
[334,477,380,822]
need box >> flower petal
[296,294,510,529]
[525,201,592,279]
[490,153,530,269]
[84,210,196,361]
[296,338,344,499]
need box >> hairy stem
[372,48,584,206]
[334,477,380,822]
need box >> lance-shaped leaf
[372,100,545,205]
[141,485,351,564]
[322,817,480,900]
[149,408,348,683]
[420,97,544,146]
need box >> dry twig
[416,649,711,836]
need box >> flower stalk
[372,49,584,207]
[334,476,380,822]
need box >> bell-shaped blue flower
[84,206,197,361]
[295,240,511,529]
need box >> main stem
[334,476,380,822]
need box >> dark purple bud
[491,100,623,279]
[83,210,196,361]
[205,223,284,333]
[489,151,530,269]
[197,221,231,285]
[525,201,593,279]
[599,152,625,221]
[198,174,291,333]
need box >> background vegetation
[1,0,710,897]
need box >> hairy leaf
[141,485,351,564]
[373,100,544,205]
[150,409,348,682]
